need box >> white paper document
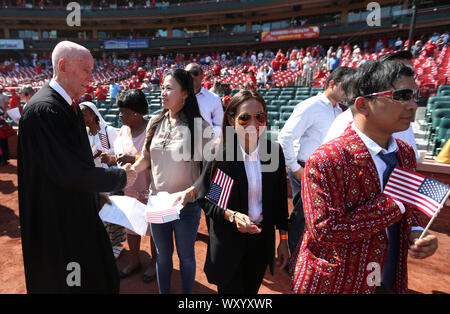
[146,192,184,224]
[7,107,20,124]
[99,195,148,236]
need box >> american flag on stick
[383,167,450,239]
[382,167,450,218]
[205,168,234,210]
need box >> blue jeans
[149,201,201,294]
[287,169,306,256]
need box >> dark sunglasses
[188,69,200,77]
[363,88,420,102]
[233,112,268,126]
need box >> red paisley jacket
[290,126,423,294]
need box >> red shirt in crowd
[137,68,146,81]
[423,42,436,56]
[35,64,42,74]
[95,86,108,100]
[271,57,281,71]
[213,63,221,76]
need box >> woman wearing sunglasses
[197,89,290,294]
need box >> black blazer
[198,136,289,286]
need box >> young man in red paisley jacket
[290,60,438,294]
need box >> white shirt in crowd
[239,144,263,224]
[195,87,224,138]
[278,92,342,172]
[322,108,419,158]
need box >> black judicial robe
[17,84,127,293]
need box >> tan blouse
[143,112,213,194]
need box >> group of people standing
[17,40,438,295]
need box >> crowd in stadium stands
[1,0,228,9]
[0,31,448,116]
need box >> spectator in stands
[278,66,356,256]
[281,55,288,71]
[197,89,289,294]
[95,83,108,102]
[423,39,436,58]
[375,39,384,52]
[185,63,224,139]
[288,58,298,72]
[256,67,266,88]
[209,81,221,96]
[395,37,404,50]
[141,78,151,93]
[125,69,212,294]
[109,78,121,105]
[271,55,281,72]
[83,83,94,102]
[151,71,161,91]
[35,63,42,75]
[411,40,422,58]
[327,52,340,72]
[8,88,22,114]
[212,61,221,76]
[323,50,419,158]
[20,85,35,110]
[137,67,146,81]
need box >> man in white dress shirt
[278,66,356,254]
[185,63,224,138]
[323,50,419,157]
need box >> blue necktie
[378,151,400,290]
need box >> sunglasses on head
[233,112,268,126]
[363,88,420,102]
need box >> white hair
[51,41,91,77]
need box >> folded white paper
[7,107,20,124]
[99,195,149,236]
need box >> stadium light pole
[407,0,417,51]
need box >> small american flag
[383,167,450,218]
[146,208,179,224]
[206,168,234,209]
[99,132,110,150]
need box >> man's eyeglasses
[362,88,420,102]
[233,112,268,126]
[188,69,200,77]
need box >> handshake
[99,163,137,210]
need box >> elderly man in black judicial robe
[17,41,135,293]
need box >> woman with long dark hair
[124,69,212,293]
[197,89,290,294]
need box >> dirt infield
[1,159,448,294]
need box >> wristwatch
[228,211,236,223]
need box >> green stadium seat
[288,100,300,107]
[279,105,296,115]
[97,108,108,116]
[437,85,450,96]
[278,95,293,100]
[439,90,450,97]
[271,100,287,108]
[280,112,292,121]
[432,118,450,156]
[427,108,450,149]
[266,105,278,112]
[267,111,279,122]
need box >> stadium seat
[437,85,450,95]
[288,100,300,107]
[432,118,450,156]
[271,100,287,108]
[427,108,450,149]
[279,105,296,115]
[266,104,278,112]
